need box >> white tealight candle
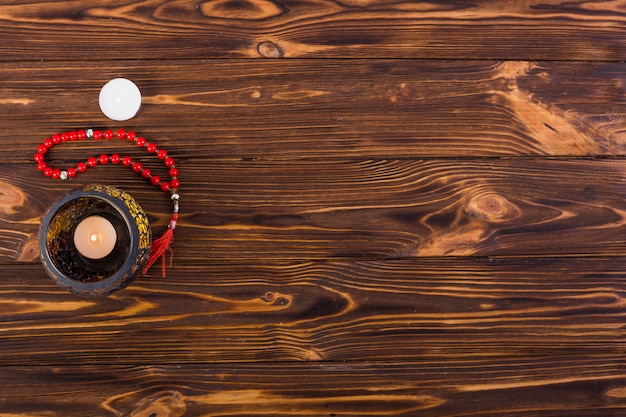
[73,215,117,259]
[99,78,142,121]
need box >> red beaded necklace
[34,128,179,277]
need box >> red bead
[122,156,133,167]
[110,154,121,164]
[93,130,103,140]
[37,144,48,154]
[37,162,47,171]
[141,168,152,178]
[171,213,179,221]
[150,175,161,185]
[99,154,109,164]
[34,153,44,163]
[67,167,77,177]
[77,130,86,140]
[164,157,175,168]
[136,137,146,147]
[60,132,69,142]
[51,169,61,179]
[170,179,180,189]
[69,131,77,141]
[116,129,126,139]
[132,162,143,172]
[87,157,98,167]
[52,134,61,145]
[76,162,87,172]
[43,167,53,177]
[104,129,114,140]
[126,131,136,141]
[157,149,167,159]
[160,181,171,191]
[43,138,53,148]
[168,167,179,177]
[146,143,157,153]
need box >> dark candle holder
[39,184,151,297]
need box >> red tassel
[142,227,174,277]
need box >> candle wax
[73,215,117,259]
[99,78,142,121]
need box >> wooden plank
[1,258,624,365]
[3,158,626,263]
[1,358,625,416]
[1,60,626,160]
[0,1,626,60]
[3,2,625,416]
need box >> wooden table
[1,1,625,415]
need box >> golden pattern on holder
[85,184,151,250]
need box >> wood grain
[1,60,626,159]
[3,158,626,263]
[0,0,626,60]
[2,357,625,416]
[2,1,625,415]
[1,258,624,365]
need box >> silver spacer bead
[86,128,93,138]
[171,193,179,201]
[173,202,179,213]
[59,170,68,180]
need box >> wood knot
[126,390,185,417]
[257,41,284,58]
[18,236,40,262]
[465,192,520,223]
[0,181,26,215]
[262,291,290,306]
[198,0,284,20]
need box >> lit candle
[73,215,117,259]
[98,78,142,121]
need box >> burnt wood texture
[1,1,626,416]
